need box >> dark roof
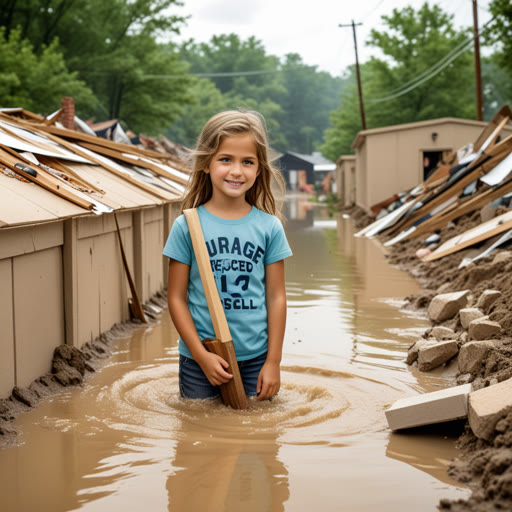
[286,151,335,167]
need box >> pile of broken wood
[356,105,512,266]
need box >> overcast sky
[174,0,492,76]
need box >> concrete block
[459,308,485,329]
[475,290,502,312]
[431,326,456,341]
[386,383,473,431]
[418,340,459,372]
[492,251,512,265]
[468,378,512,441]
[458,341,495,374]
[428,290,470,323]
[406,338,437,365]
[468,317,501,340]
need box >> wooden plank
[114,212,146,323]
[27,121,187,166]
[473,105,512,152]
[183,207,248,410]
[36,155,105,195]
[18,128,175,201]
[0,146,95,211]
[385,150,508,238]
[184,208,231,343]
[79,142,189,187]
[424,210,512,261]
[408,177,512,240]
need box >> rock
[475,289,502,313]
[436,282,453,295]
[458,341,495,374]
[459,308,485,329]
[457,373,473,385]
[468,377,512,440]
[406,338,437,365]
[431,326,456,341]
[468,317,501,340]
[459,332,469,344]
[491,251,512,265]
[428,290,470,323]
[418,340,459,371]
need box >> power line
[365,14,495,104]
[143,69,279,79]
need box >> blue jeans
[179,351,267,399]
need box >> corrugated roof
[285,151,336,170]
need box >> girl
[163,110,292,401]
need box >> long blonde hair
[181,110,285,216]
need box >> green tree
[487,0,512,74]
[166,78,228,147]
[321,3,475,160]
[177,34,286,148]
[279,53,343,154]
[3,0,191,134]
[484,0,512,108]
[0,27,96,115]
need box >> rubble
[417,340,459,371]
[468,378,512,441]
[427,290,470,323]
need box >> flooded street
[0,198,470,511]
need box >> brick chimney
[61,96,75,130]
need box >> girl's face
[205,132,260,204]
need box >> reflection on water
[0,196,470,511]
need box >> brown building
[345,117,512,213]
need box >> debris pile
[353,106,512,511]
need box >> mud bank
[0,291,168,446]
[348,205,512,511]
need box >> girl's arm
[167,259,233,386]
[257,259,287,400]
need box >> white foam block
[385,383,473,431]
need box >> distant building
[277,151,336,193]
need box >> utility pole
[472,0,483,121]
[339,20,367,130]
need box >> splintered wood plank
[385,150,509,238]
[424,210,512,261]
[0,146,95,211]
[78,142,189,187]
[473,105,512,152]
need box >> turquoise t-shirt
[162,205,292,361]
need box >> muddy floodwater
[0,198,471,511]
